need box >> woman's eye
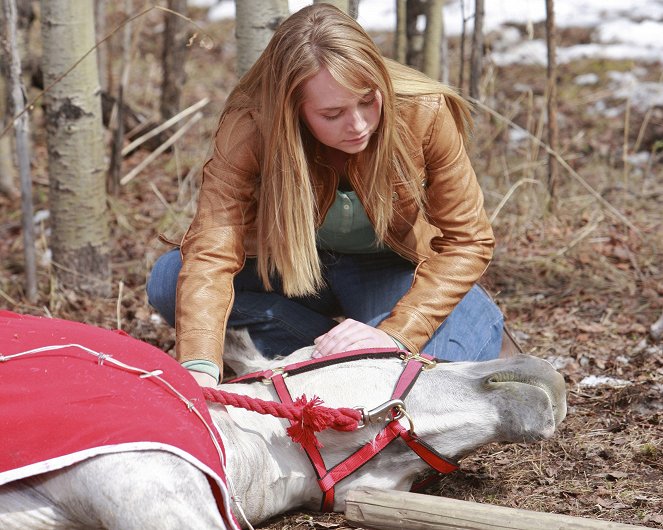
[323,113,341,121]
[360,96,376,106]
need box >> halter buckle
[400,352,437,370]
[356,399,406,428]
[261,367,287,385]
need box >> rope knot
[286,394,360,448]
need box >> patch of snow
[579,375,631,388]
[575,73,600,86]
[33,209,50,224]
[189,0,663,67]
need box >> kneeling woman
[147,4,510,387]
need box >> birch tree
[394,0,407,64]
[2,0,37,301]
[40,0,110,297]
[469,0,484,100]
[422,0,444,81]
[234,0,288,77]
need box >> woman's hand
[312,318,395,358]
[188,370,218,388]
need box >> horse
[0,313,566,530]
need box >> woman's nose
[347,108,367,132]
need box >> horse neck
[208,404,321,524]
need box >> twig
[121,97,209,156]
[554,212,604,257]
[469,97,640,235]
[149,182,187,232]
[489,178,540,224]
[120,111,203,185]
[116,280,124,330]
[0,286,19,306]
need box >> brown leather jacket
[176,93,494,367]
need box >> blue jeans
[146,249,504,362]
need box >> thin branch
[120,111,203,185]
[122,96,209,156]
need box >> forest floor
[0,8,661,530]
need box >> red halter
[225,347,458,512]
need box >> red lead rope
[202,388,362,448]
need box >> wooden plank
[345,487,650,530]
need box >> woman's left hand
[312,318,395,358]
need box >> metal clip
[400,352,437,370]
[261,367,287,385]
[356,399,406,428]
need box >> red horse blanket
[0,310,239,530]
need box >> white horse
[0,332,566,530]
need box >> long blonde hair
[223,3,472,297]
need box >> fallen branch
[121,96,209,156]
[120,111,202,186]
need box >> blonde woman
[148,4,508,387]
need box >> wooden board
[345,487,650,530]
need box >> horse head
[217,343,567,522]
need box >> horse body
[0,342,566,530]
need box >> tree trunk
[234,0,288,77]
[94,0,109,92]
[469,0,484,100]
[422,0,444,80]
[0,21,18,198]
[313,0,349,12]
[394,0,407,64]
[458,0,467,91]
[40,0,110,297]
[161,0,188,120]
[405,0,426,70]
[1,0,37,301]
[545,0,559,210]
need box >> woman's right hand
[189,370,218,388]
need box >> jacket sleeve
[377,96,495,353]
[175,109,260,368]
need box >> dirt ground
[0,9,661,530]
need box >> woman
[147,3,507,387]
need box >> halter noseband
[225,348,458,512]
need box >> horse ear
[223,328,268,376]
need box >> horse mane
[223,328,316,376]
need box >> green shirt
[316,190,389,254]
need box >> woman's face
[300,68,382,155]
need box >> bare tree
[234,0,288,77]
[545,0,559,209]
[161,0,188,120]
[0,54,18,198]
[41,0,110,297]
[422,0,444,81]
[469,0,484,100]
[394,0,407,64]
[1,0,37,301]
[405,0,426,69]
